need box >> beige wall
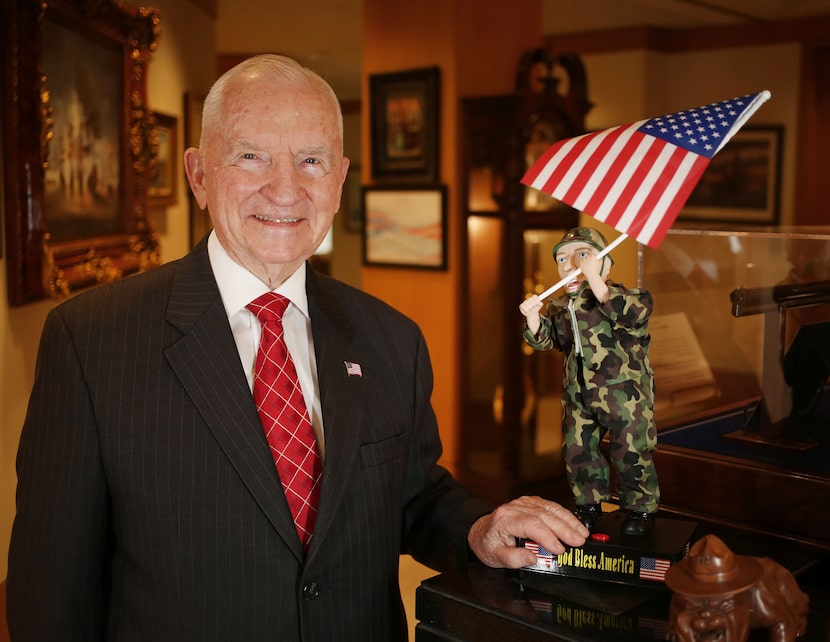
[556,42,804,283]
[141,0,219,262]
[579,44,801,226]
[326,111,364,290]
[0,0,215,580]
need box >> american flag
[522,91,770,248]
[639,556,671,582]
[524,540,557,571]
[344,361,362,377]
[524,541,553,557]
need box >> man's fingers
[468,497,589,569]
[499,546,541,569]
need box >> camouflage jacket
[523,281,653,390]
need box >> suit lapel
[305,269,367,556]
[163,242,303,559]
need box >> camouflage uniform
[523,281,660,513]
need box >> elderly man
[8,54,587,641]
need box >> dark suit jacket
[7,239,492,641]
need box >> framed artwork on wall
[362,185,447,270]
[680,126,783,225]
[369,67,440,182]
[148,112,178,207]
[339,166,363,233]
[2,0,161,305]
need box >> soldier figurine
[520,227,660,536]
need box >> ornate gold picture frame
[3,0,161,305]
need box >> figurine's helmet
[553,227,615,268]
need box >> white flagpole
[714,90,771,153]
[534,233,629,300]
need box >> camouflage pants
[561,376,660,513]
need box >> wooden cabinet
[457,49,591,503]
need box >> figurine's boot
[621,510,656,536]
[573,503,603,531]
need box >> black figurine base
[519,510,696,589]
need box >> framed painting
[680,126,783,225]
[2,0,161,305]
[369,67,440,182]
[339,166,363,233]
[362,185,447,270]
[148,111,178,207]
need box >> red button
[591,533,610,542]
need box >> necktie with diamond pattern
[247,292,322,551]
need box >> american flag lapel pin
[344,361,363,377]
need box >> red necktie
[248,292,322,551]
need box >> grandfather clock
[458,49,592,503]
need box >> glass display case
[640,227,830,436]
[639,227,830,549]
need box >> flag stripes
[523,122,710,248]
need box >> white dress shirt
[207,232,326,457]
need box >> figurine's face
[555,241,610,297]
[670,592,752,642]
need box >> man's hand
[467,496,589,568]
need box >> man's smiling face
[188,72,349,287]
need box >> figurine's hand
[576,252,610,303]
[519,295,543,335]
[467,496,589,569]
[576,252,602,278]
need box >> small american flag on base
[639,556,671,582]
[522,91,770,249]
[524,540,557,571]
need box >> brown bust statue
[665,534,809,642]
